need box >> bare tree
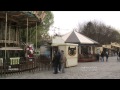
[77,20,120,45]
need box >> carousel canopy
[0,47,23,50]
[0,11,46,28]
[62,30,99,45]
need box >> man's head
[61,50,64,54]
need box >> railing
[78,54,97,62]
[0,56,52,77]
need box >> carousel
[0,11,46,73]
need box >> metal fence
[0,56,52,77]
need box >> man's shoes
[58,71,60,73]
[53,72,58,74]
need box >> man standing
[118,51,120,61]
[52,49,61,74]
[57,49,61,72]
[105,50,109,62]
[96,49,100,61]
[101,51,104,62]
[60,50,67,73]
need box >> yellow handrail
[10,57,20,65]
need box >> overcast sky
[48,11,120,35]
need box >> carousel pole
[18,27,19,45]
[29,29,31,42]
[16,26,17,45]
[36,22,37,50]
[26,18,28,45]
[8,23,11,44]
[5,12,7,61]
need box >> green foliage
[31,11,54,46]
[20,11,54,47]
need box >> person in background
[52,50,58,74]
[60,50,67,73]
[105,50,109,62]
[118,51,120,61]
[96,49,100,62]
[57,49,61,72]
[117,51,120,61]
[101,51,104,62]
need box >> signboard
[10,57,20,65]
[67,46,77,57]
[0,58,3,66]
[68,46,77,56]
[66,45,78,67]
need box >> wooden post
[30,29,31,42]
[19,27,21,45]
[36,22,37,50]
[0,22,1,40]
[93,46,94,54]
[16,27,17,45]
[79,46,81,54]
[9,24,11,44]
[5,12,7,61]
[91,46,93,54]
[18,27,19,45]
[26,18,28,44]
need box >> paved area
[1,56,120,79]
